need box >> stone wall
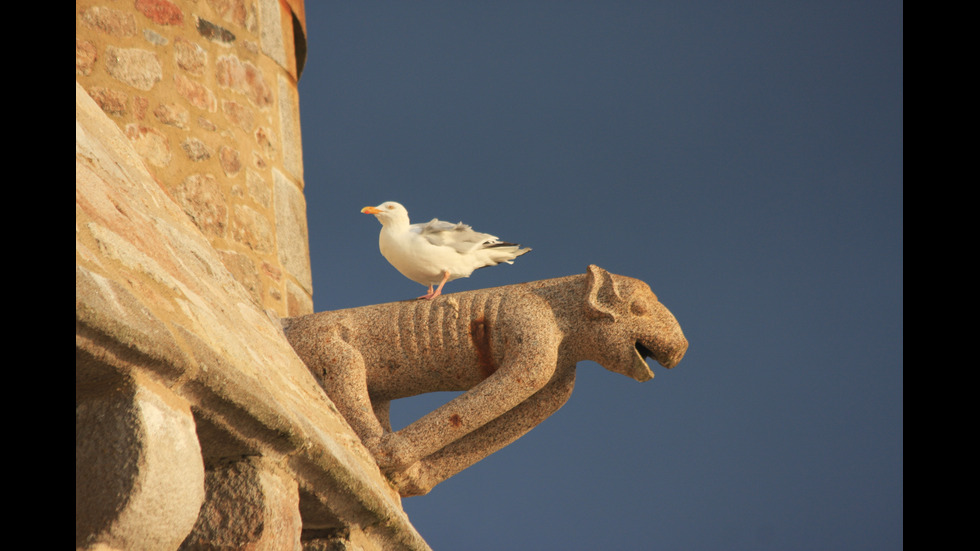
[76,0,311,318]
[76,78,429,551]
[76,2,431,549]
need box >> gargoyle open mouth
[635,341,654,361]
[636,340,686,369]
[626,341,657,381]
[636,341,677,369]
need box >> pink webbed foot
[417,271,450,300]
[417,287,443,300]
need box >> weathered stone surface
[135,0,184,26]
[154,103,190,128]
[174,37,208,76]
[217,248,262,306]
[76,39,98,75]
[175,73,218,113]
[207,0,255,30]
[246,168,271,207]
[255,126,277,158]
[143,28,169,45]
[179,457,302,551]
[125,123,172,167]
[222,99,256,131]
[216,55,273,108]
[88,87,128,116]
[284,278,312,317]
[77,0,307,316]
[283,265,688,496]
[80,6,138,37]
[219,145,242,175]
[273,168,312,293]
[198,115,218,132]
[253,149,268,169]
[197,17,237,44]
[173,173,227,236]
[231,203,274,253]
[105,47,163,91]
[181,137,212,161]
[75,0,423,545]
[133,96,150,120]
[78,81,429,549]
[76,375,205,551]
[259,0,288,69]
[278,73,304,181]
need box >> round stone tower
[76,0,312,317]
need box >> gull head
[361,201,410,227]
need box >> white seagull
[361,201,531,299]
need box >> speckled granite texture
[283,265,688,496]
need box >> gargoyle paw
[368,432,415,471]
[388,462,434,497]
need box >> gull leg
[430,270,451,298]
[418,271,450,300]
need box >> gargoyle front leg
[390,362,577,496]
[380,330,562,472]
[292,331,393,465]
[372,399,393,433]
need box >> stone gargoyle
[282,265,687,496]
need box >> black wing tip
[486,241,528,249]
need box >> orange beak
[361,206,382,214]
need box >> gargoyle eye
[631,300,649,316]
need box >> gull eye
[387,205,395,209]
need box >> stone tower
[76,0,311,318]
[76,2,430,549]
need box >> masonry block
[76,376,205,551]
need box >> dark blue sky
[297,2,903,549]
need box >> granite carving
[282,265,688,496]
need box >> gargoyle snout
[640,306,688,369]
[660,336,688,369]
[637,333,687,370]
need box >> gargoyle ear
[585,265,623,320]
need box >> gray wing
[413,218,501,254]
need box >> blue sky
[297,2,902,549]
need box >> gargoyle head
[583,265,688,381]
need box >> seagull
[361,201,531,299]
